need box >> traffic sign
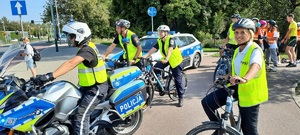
[10,0,27,15]
[147,7,157,17]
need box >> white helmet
[62,21,91,46]
[157,25,170,32]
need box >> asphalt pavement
[3,43,300,134]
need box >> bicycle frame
[213,78,242,133]
[142,60,171,93]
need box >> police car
[140,31,203,69]
[108,31,203,69]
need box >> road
[2,43,300,135]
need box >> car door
[174,36,191,68]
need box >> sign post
[147,7,157,32]
[10,0,27,38]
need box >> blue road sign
[148,7,157,17]
[10,0,27,15]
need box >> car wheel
[192,53,201,68]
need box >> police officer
[143,25,185,107]
[102,19,143,69]
[34,21,108,135]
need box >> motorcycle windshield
[0,44,22,76]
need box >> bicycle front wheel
[187,122,240,135]
[166,72,188,101]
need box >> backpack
[24,45,41,61]
[32,46,41,61]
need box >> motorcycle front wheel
[106,110,143,135]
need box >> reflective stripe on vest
[118,30,142,63]
[157,35,183,68]
[78,42,107,86]
[266,30,275,44]
[231,43,268,107]
[228,23,238,45]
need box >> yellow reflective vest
[231,43,268,107]
[228,23,238,45]
[157,35,183,68]
[118,30,142,63]
[78,42,107,86]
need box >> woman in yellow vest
[201,18,268,135]
[143,25,185,107]
[102,19,143,69]
[33,21,108,135]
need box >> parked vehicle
[109,31,203,69]
[0,44,146,135]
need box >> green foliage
[3,0,300,40]
[196,31,212,42]
[42,0,113,38]
[202,38,223,48]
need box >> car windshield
[140,38,158,52]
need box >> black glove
[34,72,55,85]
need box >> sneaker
[286,62,293,67]
[270,66,277,72]
[290,63,297,67]
[278,62,281,65]
[178,98,183,107]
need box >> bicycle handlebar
[214,77,240,86]
[138,57,160,63]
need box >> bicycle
[139,57,188,101]
[187,77,241,135]
[213,47,234,82]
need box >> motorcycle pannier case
[108,66,142,89]
[109,80,146,118]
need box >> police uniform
[113,30,143,69]
[73,42,108,135]
[153,35,185,99]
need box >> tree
[42,0,113,38]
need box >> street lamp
[50,0,59,52]
[55,0,61,44]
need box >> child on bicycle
[201,18,268,135]
[143,25,185,107]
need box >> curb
[291,80,300,108]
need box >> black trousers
[118,54,143,70]
[73,82,108,135]
[201,85,260,135]
[296,41,300,60]
[154,62,184,98]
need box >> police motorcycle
[0,44,147,135]
[105,38,154,112]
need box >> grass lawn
[203,48,219,52]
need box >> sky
[0,0,47,23]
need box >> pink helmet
[259,20,267,26]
